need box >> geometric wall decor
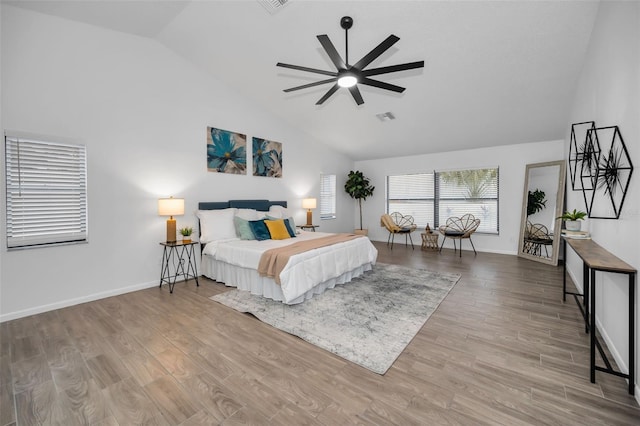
[569,121,599,192]
[252,137,283,178]
[207,127,247,174]
[586,126,634,219]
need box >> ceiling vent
[376,112,396,122]
[258,0,289,14]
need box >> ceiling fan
[277,16,424,106]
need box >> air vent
[376,112,396,122]
[258,0,289,14]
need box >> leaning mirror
[518,160,566,265]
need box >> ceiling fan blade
[316,35,347,70]
[360,77,406,93]
[283,78,337,93]
[362,61,425,77]
[316,84,340,105]
[277,62,337,77]
[348,86,364,105]
[352,34,400,70]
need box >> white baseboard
[0,279,160,322]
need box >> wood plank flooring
[1,242,638,425]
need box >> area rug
[210,263,461,374]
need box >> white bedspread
[202,231,378,303]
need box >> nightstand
[159,241,199,293]
[297,224,319,232]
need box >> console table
[563,237,636,395]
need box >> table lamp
[158,197,184,243]
[302,198,316,226]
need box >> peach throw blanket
[258,234,363,285]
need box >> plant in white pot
[179,226,193,242]
[344,170,375,235]
[557,209,587,231]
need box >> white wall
[0,6,355,321]
[563,1,640,398]
[0,4,3,305]
[354,140,565,253]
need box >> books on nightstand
[561,229,591,239]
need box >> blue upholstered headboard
[198,199,287,211]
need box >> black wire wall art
[586,126,633,219]
[569,121,600,192]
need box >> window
[386,168,499,234]
[5,135,88,249]
[320,174,336,219]
[387,173,435,227]
[437,168,499,233]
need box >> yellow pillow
[265,219,291,240]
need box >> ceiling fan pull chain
[345,27,349,66]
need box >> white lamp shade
[158,197,184,216]
[302,198,317,209]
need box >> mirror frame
[517,160,566,266]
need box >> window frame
[5,134,88,250]
[386,167,499,234]
[319,173,337,220]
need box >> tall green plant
[344,170,375,230]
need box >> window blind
[387,173,435,227]
[386,168,499,233]
[437,168,499,233]
[5,136,88,249]
[320,174,336,219]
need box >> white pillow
[197,208,237,243]
[235,208,259,220]
[268,205,289,219]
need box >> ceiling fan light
[337,74,358,88]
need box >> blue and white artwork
[252,137,282,178]
[207,127,247,174]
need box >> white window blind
[5,135,88,249]
[386,168,499,233]
[320,174,336,219]
[437,168,499,233]
[387,173,435,227]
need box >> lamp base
[306,210,313,226]
[166,218,177,243]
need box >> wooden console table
[563,237,636,395]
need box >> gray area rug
[210,263,461,374]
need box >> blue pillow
[234,216,255,240]
[283,218,296,238]
[249,219,271,241]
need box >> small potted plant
[179,226,193,243]
[557,209,587,231]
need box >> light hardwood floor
[1,242,638,425]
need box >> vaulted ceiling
[4,0,599,160]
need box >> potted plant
[557,209,587,231]
[179,226,193,242]
[344,170,375,235]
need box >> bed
[198,199,378,304]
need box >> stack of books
[561,229,591,239]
